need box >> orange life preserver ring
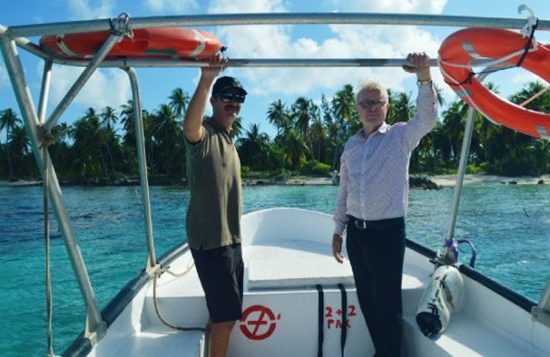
[438,27,550,139]
[39,28,223,60]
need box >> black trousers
[346,216,405,357]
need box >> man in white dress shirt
[332,52,437,356]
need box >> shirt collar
[378,122,390,134]
[206,119,233,143]
[206,118,232,135]
[354,122,390,140]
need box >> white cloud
[47,65,130,114]
[67,0,115,20]
[333,0,447,14]
[209,0,286,13]
[207,0,448,99]
[511,69,539,86]
[144,0,199,13]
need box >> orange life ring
[438,27,550,139]
[39,28,223,60]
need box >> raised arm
[184,54,225,143]
[402,52,438,148]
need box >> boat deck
[88,208,550,356]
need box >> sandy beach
[428,174,550,187]
[0,179,42,187]
[243,174,550,187]
[274,174,550,187]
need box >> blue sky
[1,0,549,138]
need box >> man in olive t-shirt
[184,54,246,357]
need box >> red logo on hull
[239,305,280,340]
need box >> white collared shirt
[333,85,438,235]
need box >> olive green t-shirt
[185,120,242,250]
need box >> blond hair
[356,80,389,103]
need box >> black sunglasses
[218,92,246,104]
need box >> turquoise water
[1,184,549,356]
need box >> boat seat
[120,327,204,357]
[245,239,429,316]
[246,239,355,289]
[403,312,547,356]
[91,324,205,357]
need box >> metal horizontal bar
[15,37,50,59]
[5,12,550,38]
[228,58,435,68]
[47,57,429,68]
[42,57,496,69]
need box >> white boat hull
[69,208,550,357]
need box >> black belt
[347,215,404,230]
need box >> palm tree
[153,104,178,143]
[100,106,120,177]
[100,106,118,131]
[332,84,357,125]
[8,126,31,177]
[48,123,71,173]
[291,97,318,156]
[168,87,190,121]
[267,99,291,136]
[433,83,446,107]
[69,108,104,178]
[502,80,550,175]
[387,91,414,124]
[309,117,327,162]
[440,100,468,164]
[231,116,243,139]
[151,104,181,174]
[0,108,22,180]
[82,107,99,122]
[470,82,504,169]
[331,85,357,169]
[321,95,341,170]
[509,81,549,112]
[280,129,309,170]
[119,100,140,175]
[237,123,272,170]
[120,100,136,145]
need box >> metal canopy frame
[1,10,550,351]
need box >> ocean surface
[1,183,549,356]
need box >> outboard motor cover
[416,265,464,337]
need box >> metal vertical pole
[443,72,489,261]
[444,106,477,242]
[124,67,157,272]
[532,277,550,327]
[0,34,106,339]
[37,60,53,124]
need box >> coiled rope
[131,164,205,332]
[152,261,207,332]
[40,129,61,357]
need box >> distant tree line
[1,81,549,182]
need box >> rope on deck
[152,263,207,332]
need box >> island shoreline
[1,174,549,188]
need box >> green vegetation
[1,81,549,183]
